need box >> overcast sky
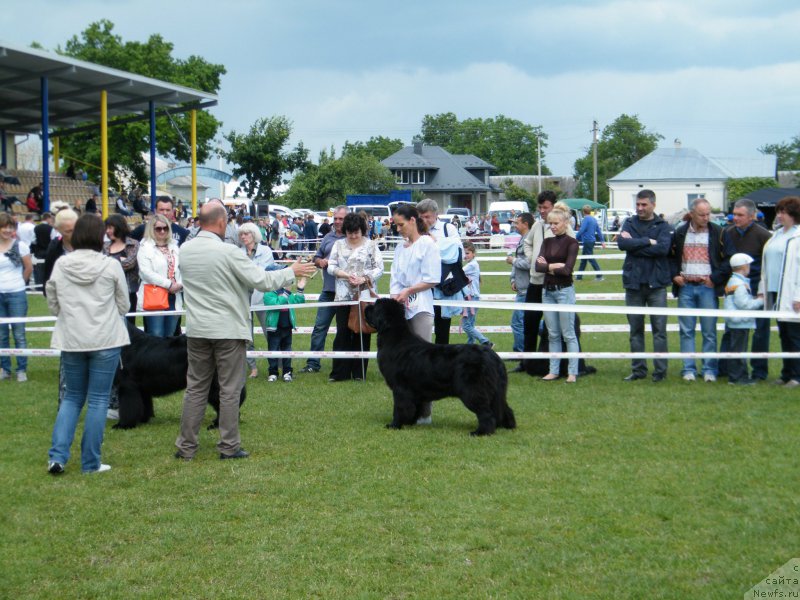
[3,0,799,175]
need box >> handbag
[347,284,379,334]
[142,283,169,311]
[439,248,469,296]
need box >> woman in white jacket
[759,196,800,387]
[137,214,182,337]
[46,214,130,475]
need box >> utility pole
[537,136,542,194]
[592,119,599,203]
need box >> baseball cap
[730,253,754,268]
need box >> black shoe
[509,364,526,373]
[298,366,319,374]
[652,374,666,383]
[623,373,646,381]
[174,451,192,461]
[220,449,250,460]
[47,461,64,474]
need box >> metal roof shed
[0,40,218,215]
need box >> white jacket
[46,250,130,351]
[136,238,183,311]
[759,228,800,322]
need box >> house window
[393,170,425,185]
[687,193,706,208]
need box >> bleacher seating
[3,168,95,218]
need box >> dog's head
[364,298,406,333]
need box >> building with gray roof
[381,142,501,214]
[607,143,777,214]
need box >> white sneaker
[85,464,111,474]
[0,369,10,380]
[283,372,293,382]
[16,371,27,382]
[106,408,119,420]
[703,373,717,383]
[267,375,278,382]
[682,373,696,382]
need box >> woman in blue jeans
[535,208,580,383]
[136,214,182,336]
[0,212,33,381]
[46,214,130,475]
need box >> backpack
[438,224,469,296]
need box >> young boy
[263,276,306,382]
[723,253,764,386]
[461,242,493,348]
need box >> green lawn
[1,250,798,599]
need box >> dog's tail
[500,403,516,430]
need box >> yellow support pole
[191,110,197,217]
[53,137,60,174]
[101,90,109,219]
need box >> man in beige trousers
[175,203,316,460]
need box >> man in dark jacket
[618,189,673,382]
[719,198,773,380]
[302,214,318,252]
[669,198,729,382]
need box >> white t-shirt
[0,241,30,293]
[390,235,441,319]
[17,222,35,246]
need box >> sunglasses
[154,226,169,232]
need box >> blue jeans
[462,309,490,345]
[576,242,602,279]
[543,285,579,376]
[511,291,526,352]
[48,347,121,472]
[0,290,28,373]
[143,293,179,337]
[306,290,336,370]
[625,285,668,378]
[677,283,718,376]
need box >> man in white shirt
[17,214,36,246]
[416,198,463,345]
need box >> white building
[607,145,777,214]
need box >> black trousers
[331,306,371,380]
[433,304,450,345]
[522,284,547,375]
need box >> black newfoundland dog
[365,298,516,436]
[113,322,245,430]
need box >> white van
[487,201,530,233]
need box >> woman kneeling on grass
[46,214,130,475]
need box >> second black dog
[113,322,245,430]
[365,298,516,436]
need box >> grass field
[2,249,798,599]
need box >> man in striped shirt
[669,198,729,382]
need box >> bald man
[175,203,316,460]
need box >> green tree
[573,114,663,204]
[222,116,309,201]
[53,20,225,189]
[759,135,800,170]
[499,179,534,206]
[726,177,778,203]
[419,113,548,174]
[342,136,403,161]
[283,154,396,210]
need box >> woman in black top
[535,208,580,382]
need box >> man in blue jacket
[575,204,606,280]
[618,189,673,382]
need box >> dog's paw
[386,422,402,430]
